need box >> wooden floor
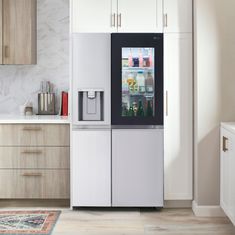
[52,208,235,235]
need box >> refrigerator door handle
[166,90,169,116]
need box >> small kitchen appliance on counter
[38,81,56,115]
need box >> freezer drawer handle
[223,136,228,152]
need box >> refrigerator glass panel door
[122,47,155,118]
[112,33,163,126]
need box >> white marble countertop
[221,122,235,135]
[0,115,71,124]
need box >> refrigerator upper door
[72,33,111,126]
[111,33,163,126]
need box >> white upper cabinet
[72,0,117,32]
[117,0,163,33]
[72,0,163,33]
[164,0,192,33]
[164,33,193,200]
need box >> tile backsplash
[0,0,69,114]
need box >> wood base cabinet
[0,170,69,199]
[0,124,70,200]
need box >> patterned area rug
[0,211,61,234]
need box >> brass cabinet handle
[166,91,169,116]
[21,150,43,155]
[4,46,9,58]
[118,13,122,27]
[22,172,42,177]
[164,14,168,27]
[22,127,42,131]
[223,136,228,152]
[111,13,116,27]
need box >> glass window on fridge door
[122,48,155,118]
[111,33,163,126]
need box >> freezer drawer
[72,129,111,207]
[112,129,163,207]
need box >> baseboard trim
[164,200,192,208]
[192,200,226,217]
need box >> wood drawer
[0,147,70,169]
[0,170,70,199]
[0,124,70,146]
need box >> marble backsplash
[0,0,69,114]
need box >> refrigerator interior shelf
[122,67,154,71]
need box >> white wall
[0,0,69,114]
[194,0,235,205]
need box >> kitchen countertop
[0,115,70,124]
[221,122,235,135]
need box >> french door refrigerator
[111,33,164,207]
[72,33,164,208]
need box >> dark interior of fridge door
[111,33,163,126]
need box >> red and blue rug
[0,211,61,234]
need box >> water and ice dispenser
[78,90,104,121]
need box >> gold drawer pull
[22,173,42,177]
[22,127,42,131]
[21,150,43,155]
[223,136,228,152]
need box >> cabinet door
[117,0,163,33]
[221,128,235,225]
[72,129,111,207]
[220,128,231,219]
[112,129,163,207]
[0,0,2,64]
[164,0,192,33]
[3,0,36,64]
[164,34,193,200]
[230,132,235,224]
[72,0,117,32]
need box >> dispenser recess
[78,90,104,121]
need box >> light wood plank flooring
[52,208,235,235]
